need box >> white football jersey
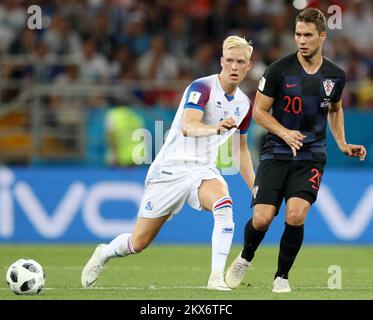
[147,74,252,178]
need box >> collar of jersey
[224,93,235,102]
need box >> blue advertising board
[0,166,372,244]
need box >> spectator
[137,34,179,87]
[259,14,296,58]
[76,37,110,84]
[86,12,115,58]
[106,106,147,167]
[189,42,218,79]
[9,28,37,55]
[115,11,150,56]
[0,0,26,53]
[42,14,82,56]
[342,0,373,60]
[108,44,135,81]
[164,13,194,70]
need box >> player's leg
[81,172,183,289]
[273,161,324,293]
[81,215,169,288]
[198,178,234,291]
[243,203,276,261]
[102,214,170,259]
[226,160,286,288]
[272,197,309,293]
[225,204,276,289]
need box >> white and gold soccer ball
[6,259,45,295]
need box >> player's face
[220,48,251,86]
[295,22,326,59]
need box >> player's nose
[299,36,307,44]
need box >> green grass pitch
[1,244,373,300]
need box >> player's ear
[246,60,252,72]
[220,56,224,67]
[320,31,327,42]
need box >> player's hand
[217,117,237,134]
[340,143,367,161]
[280,129,306,157]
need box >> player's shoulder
[322,56,346,77]
[185,75,215,100]
[189,74,216,88]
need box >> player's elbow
[182,122,195,137]
[252,107,261,123]
[182,125,189,137]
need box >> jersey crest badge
[323,79,335,97]
[145,201,153,211]
[234,107,241,116]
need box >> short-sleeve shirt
[258,53,346,163]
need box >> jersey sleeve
[257,61,282,98]
[183,79,211,111]
[332,70,346,102]
[237,105,252,135]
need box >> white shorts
[137,166,228,220]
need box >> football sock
[101,233,136,260]
[211,197,234,274]
[241,218,266,262]
[275,222,304,279]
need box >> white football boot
[207,272,232,291]
[225,252,251,289]
[81,244,108,288]
[272,276,292,293]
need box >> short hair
[222,36,253,60]
[296,7,326,34]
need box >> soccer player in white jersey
[81,35,256,291]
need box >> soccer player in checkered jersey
[81,36,256,290]
[226,8,367,293]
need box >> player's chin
[299,50,310,57]
[228,77,241,85]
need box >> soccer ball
[6,259,45,295]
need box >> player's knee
[212,196,233,224]
[286,208,306,225]
[252,213,272,231]
[252,205,275,230]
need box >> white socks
[100,196,235,276]
[211,197,235,275]
[101,233,136,260]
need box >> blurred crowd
[1,0,373,109]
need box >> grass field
[1,244,373,300]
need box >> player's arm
[233,134,255,192]
[182,108,237,137]
[253,91,306,156]
[328,100,366,161]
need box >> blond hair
[222,35,253,60]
